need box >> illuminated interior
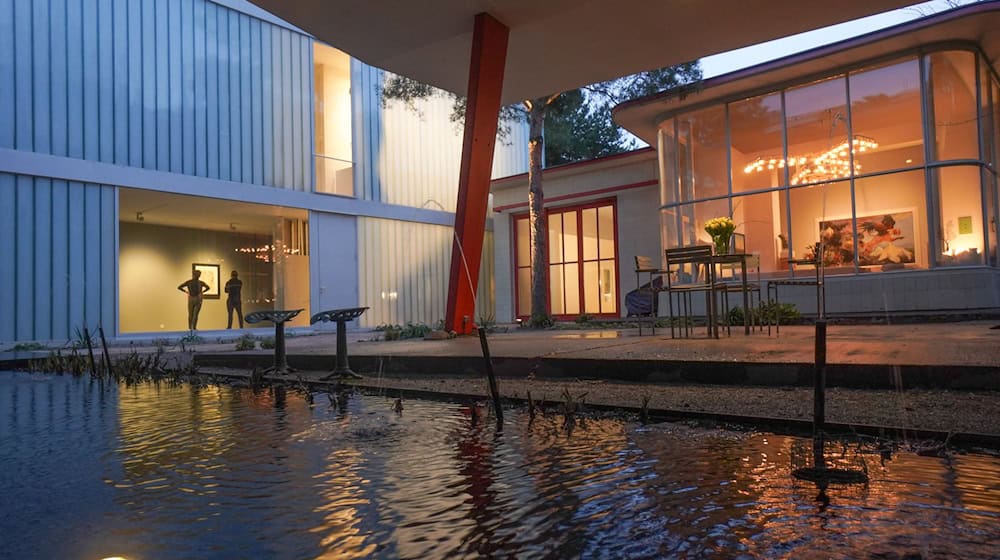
[658,48,998,276]
[314,42,354,197]
[118,189,311,333]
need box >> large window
[514,201,618,318]
[313,42,353,196]
[657,47,997,276]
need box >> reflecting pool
[1,371,998,559]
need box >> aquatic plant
[234,334,257,351]
[11,342,48,352]
[259,336,276,349]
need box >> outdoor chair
[663,245,717,338]
[633,255,667,335]
[766,245,825,334]
[715,253,763,334]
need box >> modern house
[0,0,525,343]
[494,3,1000,322]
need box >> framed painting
[815,208,921,268]
[192,263,221,299]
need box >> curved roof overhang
[613,1,1000,144]
[247,0,914,105]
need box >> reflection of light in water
[554,330,620,339]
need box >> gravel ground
[348,374,1000,436]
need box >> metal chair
[633,255,666,335]
[663,245,717,338]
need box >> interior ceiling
[119,189,307,235]
[247,0,915,105]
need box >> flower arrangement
[704,216,736,255]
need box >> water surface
[1,371,998,559]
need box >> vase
[712,235,730,255]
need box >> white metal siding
[352,65,529,210]
[0,0,312,190]
[356,217,495,328]
[0,173,116,343]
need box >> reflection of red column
[445,13,509,334]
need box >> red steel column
[445,13,508,334]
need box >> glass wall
[658,47,998,276]
[314,42,354,196]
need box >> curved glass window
[849,58,924,174]
[929,50,979,161]
[785,76,848,186]
[730,92,784,193]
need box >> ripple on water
[1,371,998,559]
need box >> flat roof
[614,1,1000,144]
[247,0,913,105]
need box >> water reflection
[1,371,999,559]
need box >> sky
[699,1,974,79]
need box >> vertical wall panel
[217,9,231,181]
[112,0,128,165]
[193,0,206,176]
[13,0,33,151]
[141,0,156,168]
[127,0,142,167]
[250,18,263,185]
[205,2,219,179]
[168,0,182,173]
[66,0,84,160]
[100,186,117,332]
[261,24,274,186]
[49,0,67,157]
[82,0,99,161]
[0,0,13,149]
[32,0,50,154]
[239,14,252,184]
[15,176,34,339]
[227,10,240,181]
[181,0,195,175]
[50,181,69,340]
[97,0,114,162]
[67,182,86,337]
[154,0,169,171]
[0,175,15,341]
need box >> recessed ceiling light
[905,159,913,164]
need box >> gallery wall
[119,222,277,333]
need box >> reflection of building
[494,4,1000,321]
[0,0,525,341]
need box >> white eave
[247,0,915,105]
[614,1,1000,144]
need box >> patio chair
[633,255,667,335]
[766,246,825,334]
[663,245,717,338]
[715,252,763,334]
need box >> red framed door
[513,200,619,319]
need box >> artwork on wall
[192,263,221,299]
[813,209,919,268]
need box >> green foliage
[376,322,433,341]
[234,334,256,351]
[12,342,48,352]
[728,302,801,325]
[151,338,172,352]
[575,313,595,325]
[180,333,204,345]
[527,313,554,329]
[70,326,94,350]
[259,336,276,350]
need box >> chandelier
[743,135,878,185]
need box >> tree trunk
[528,100,548,325]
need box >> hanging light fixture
[743,135,878,185]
